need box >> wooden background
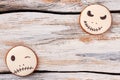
[0,0,120,79]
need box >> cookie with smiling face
[79,4,112,35]
[6,46,38,76]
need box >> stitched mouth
[84,21,102,31]
[14,66,33,74]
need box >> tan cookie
[79,4,112,35]
[5,46,38,76]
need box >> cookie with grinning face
[79,4,112,35]
[6,46,38,76]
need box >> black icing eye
[100,15,107,20]
[11,55,15,61]
[87,11,94,17]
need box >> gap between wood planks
[0,70,120,76]
[0,9,120,15]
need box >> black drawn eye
[100,15,107,20]
[25,56,31,58]
[11,55,15,61]
[87,11,94,17]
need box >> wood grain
[0,73,120,80]
[0,0,120,12]
[0,12,120,73]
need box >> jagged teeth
[14,67,33,73]
[84,21,102,31]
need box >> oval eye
[87,11,94,17]
[100,15,107,20]
[11,55,15,61]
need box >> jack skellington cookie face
[6,46,38,76]
[79,4,112,34]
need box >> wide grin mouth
[14,66,33,74]
[84,21,102,31]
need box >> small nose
[91,22,97,24]
[19,65,21,67]
[19,64,24,67]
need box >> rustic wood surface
[0,12,119,77]
[0,73,120,80]
[0,0,120,12]
[0,0,120,79]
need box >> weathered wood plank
[0,0,120,12]
[0,73,120,80]
[0,12,120,73]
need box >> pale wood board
[0,73,120,80]
[0,0,120,12]
[0,12,120,73]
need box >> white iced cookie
[6,46,38,76]
[79,4,112,34]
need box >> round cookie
[79,4,112,35]
[6,46,38,76]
